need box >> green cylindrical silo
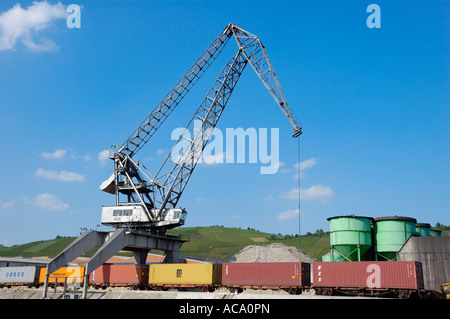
[430,228,442,237]
[374,216,417,261]
[327,215,374,261]
[321,251,344,262]
[416,223,431,236]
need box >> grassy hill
[1,225,447,262]
[0,236,77,259]
[0,227,330,261]
[167,226,329,261]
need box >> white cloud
[1,201,14,209]
[31,193,69,211]
[293,157,318,179]
[156,149,166,156]
[271,161,285,173]
[280,184,335,202]
[70,152,93,162]
[296,158,318,171]
[277,208,300,221]
[35,168,85,182]
[263,194,274,201]
[98,150,110,166]
[41,148,67,159]
[0,1,66,52]
[301,185,334,201]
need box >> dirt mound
[226,243,317,263]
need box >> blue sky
[0,1,448,245]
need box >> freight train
[0,261,425,298]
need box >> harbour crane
[43,24,303,298]
[99,23,302,234]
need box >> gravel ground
[0,286,378,299]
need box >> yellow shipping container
[149,263,222,287]
[39,267,85,284]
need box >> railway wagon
[90,264,149,289]
[0,266,42,288]
[148,263,222,291]
[222,262,311,294]
[313,261,424,298]
[39,267,85,285]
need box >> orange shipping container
[39,267,85,284]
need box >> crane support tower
[42,24,302,299]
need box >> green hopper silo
[416,223,431,237]
[374,216,417,261]
[430,228,442,237]
[327,215,374,261]
[321,251,344,262]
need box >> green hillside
[167,226,328,261]
[0,236,77,259]
[0,227,329,261]
[1,225,448,262]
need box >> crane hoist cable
[298,133,301,252]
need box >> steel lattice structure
[100,24,302,232]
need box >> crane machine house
[100,206,187,229]
[100,173,187,229]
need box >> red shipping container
[90,264,149,287]
[313,261,424,290]
[222,262,310,289]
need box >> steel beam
[42,229,186,299]
[42,231,109,299]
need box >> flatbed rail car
[222,262,311,294]
[148,263,222,292]
[90,264,149,289]
[0,266,43,288]
[313,261,424,298]
[0,261,428,298]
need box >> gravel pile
[226,243,317,263]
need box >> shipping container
[0,266,41,287]
[313,261,424,298]
[90,264,149,289]
[222,262,310,294]
[39,267,85,284]
[148,263,222,291]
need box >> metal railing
[45,275,84,299]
